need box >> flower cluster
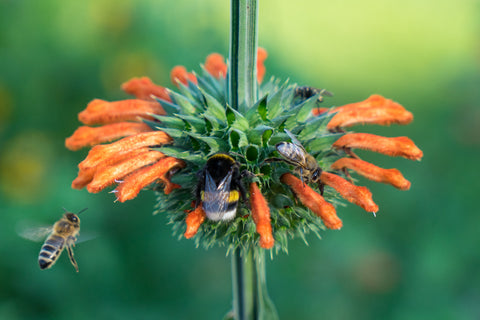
[66,48,422,253]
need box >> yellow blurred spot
[0,84,13,132]
[88,0,133,35]
[0,132,54,203]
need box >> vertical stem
[230,248,279,320]
[228,1,278,319]
[228,0,259,111]
[231,248,256,320]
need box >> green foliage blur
[1,0,479,319]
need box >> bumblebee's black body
[294,86,332,103]
[196,153,244,221]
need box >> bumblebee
[294,86,332,103]
[37,209,86,272]
[196,153,245,221]
[267,130,324,194]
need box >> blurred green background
[1,0,479,319]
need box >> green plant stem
[228,0,259,112]
[231,248,278,320]
[228,1,278,319]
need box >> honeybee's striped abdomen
[38,235,65,270]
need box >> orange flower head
[65,50,422,252]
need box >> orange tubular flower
[72,147,153,190]
[121,76,171,102]
[170,66,198,87]
[205,53,228,79]
[115,157,186,202]
[332,133,423,161]
[203,48,268,83]
[184,204,206,239]
[65,122,152,151]
[331,158,411,190]
[78,131,171,170]
[280,173,342,230]
[78,99,166,125]
[86,150,165,193]
[324,95,413,130]
[249,182,274,249]
[320,172,378,213]
[257,47,268,84]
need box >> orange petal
[121,77,171,102]
[86,150,165,193]
[170,66,198,87]
[257,47,268,84]
[320,172,378,213]
[78,99,166,125]
[331,158,411,190]
[184,204,206,239]
[115,157,186,202]
[205,53,228,79]
[65,122,152,151]
[280,173,342,230]
[72,147,151,190]
[326,95,413,129]
[78,131,171,171]
[249,182,274,249]
[332,133,423,161]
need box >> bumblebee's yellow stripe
[209,153,235,163]
[228,190,239,202]
[201,190,239,202]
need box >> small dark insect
[196,153,246,221]
[294,86,333,103]
[266,130,325,194]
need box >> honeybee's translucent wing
[17,225,52,242]
[284,129,305,150]
[276,142,306,165]
[203,169,233,214]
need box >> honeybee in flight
[267,130,324,194]
[20,208,86,272]
[196,153,245,221]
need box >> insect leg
[66,237,79,272]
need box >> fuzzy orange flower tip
[78,131,172,171]
[331,158,411,190]
[320,172,379,214]
[280,173,342,230]
[170,66,198,87]
[72,147,153,190]
[86,150,165,194]
[78,99,166,125]
[121,76,171,102]
[65,122,152,151]
[115,157,185,202]
[316,95,413,130]
[333,133,423,161]
[184,204,206,239]
[249,182,274,249]
[205,53,228,79]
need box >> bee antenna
[77,208,88,215]
[62,207,69,213]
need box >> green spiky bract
[151,68,346,255]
